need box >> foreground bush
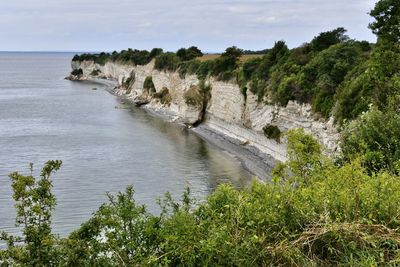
[2,129,400,266]
[341,96,400,174]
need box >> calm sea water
[0,52,252,237]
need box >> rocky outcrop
[70,60,340,163]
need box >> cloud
[0,0,377,52]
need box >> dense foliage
[176,46,203,61]
[369,0,400,42]
[73,48,160,66]
[341,96,400,175]
[2,129,400,266]
[70,68,83,76]
[154,52,181,72]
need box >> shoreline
[71,77,276,181]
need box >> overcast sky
[1,0,377,52]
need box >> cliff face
[71,60,340,162]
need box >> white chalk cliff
[70,60,340,164]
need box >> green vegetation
[3,127,400,265]
[1,160,62,266]
[143,76,156,93]
[310,27,349,52]
[263,124,281,142]
[70,68,83,76]
[341,96,400,175]
[176,46,203,61]
[177,59,202,78]
[369,0,400,42]
[334,41,400,122]
[73,49,154,66]
[154,52,181,72]
[149,48,163,58]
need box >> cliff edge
[68,59,340,177]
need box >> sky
[1,0,377,52]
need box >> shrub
[241,57,262,81]
[341,97,400,174]
[195,60,213,79]
[154,52,181,72]
[217,46,243,72]
[116,49,151,65]
[263,124,281,142]
[310,27,349,52]
[335,41,400,122]
[1,161,62,266]
[305,42,364,116]
[143,76,156,93]
[184,86,203,107]
[71,68,83,76]
[149,48,163,59]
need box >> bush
[310,27,349,52]
[305,42,364,116]
[154,52,181,72]
[143,76,156,93]
[335,42,400,122]
[1,161,62,266]
[176,46,203,61]
[263,124,281,142]
[71,68,83,76]
[341,97,400,174]
[116,49,151,65]
[149,48,163,59]
[72,49,153,66]
[214,46,243,75]
[196,60,213,79]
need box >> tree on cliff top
[220,46,244,69]
[369,0,400,42]
[176,46,203,61]
[310,27,349,51]
[149,48,163,59]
